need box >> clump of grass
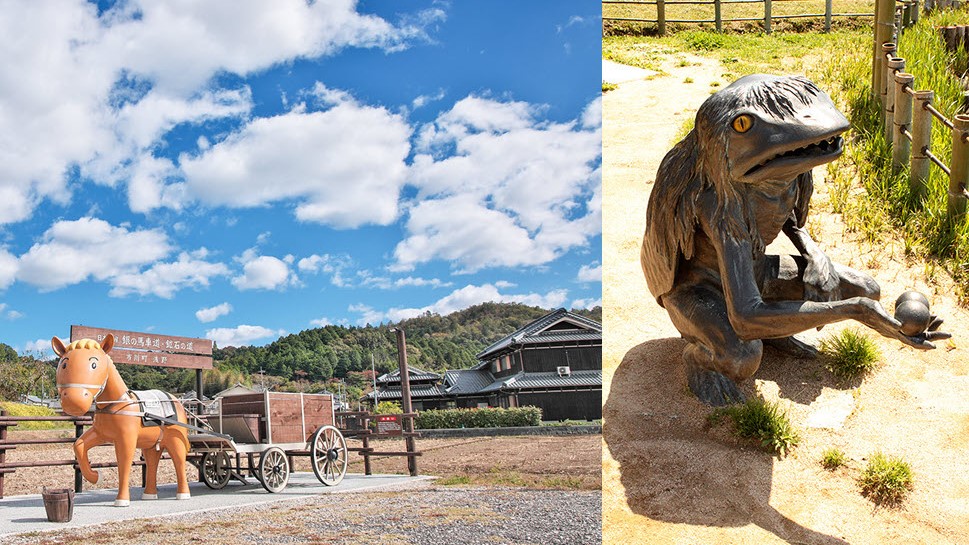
[602,82,618,92]
[859,452,915,506]
[683,76,694,83]
[819,329,881,380]
[436,475,472,486]
[709,398,800,456]
[820,447,848,470]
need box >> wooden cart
[186,391,348,493]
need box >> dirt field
[603,51,969,544]
[0,432,601,498]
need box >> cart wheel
[310,425,348,486]
[258,447,289,493]
[200,451,232,490]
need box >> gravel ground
[2,486,601,545]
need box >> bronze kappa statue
[641,74,949,406]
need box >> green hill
[214,303,601,380]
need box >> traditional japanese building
[365,308,602,421]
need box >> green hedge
[415,406,542,429]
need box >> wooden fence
[873,0,969,218]
[603,0,874,34]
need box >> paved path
[0,472,433,538]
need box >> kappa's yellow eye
[732,114,753,133]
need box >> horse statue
[53,334,191,506]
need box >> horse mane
[64,339,103,352]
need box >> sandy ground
[602,49,969,544]
[1,432,601,497]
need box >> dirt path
[602,47,969,544]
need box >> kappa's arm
[709,219,881,341]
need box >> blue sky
[0,0,602,354]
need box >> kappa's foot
[764,336,820,359]
[142,492,158,500]
[688,366,746,406]
[114,499,130,507]
[176,492,191,500]
[84,470,100,484]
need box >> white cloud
[309,317,332,327]
[0,249,17,289]
[181,94,412,228]
[109,250,229,298]
[205,324,286,348]
[196,302,233,323]
[349,283,569,325]
[581,96,602,129]
[17,217,171,291]
[399,95,601,272]
[232,253,296,291]
[0,0,435,224]
[24,339,53,358]
[571,297,602,310]
[393,276,452,288]
[298,253,355,287]
[577,262,602,282]
[6,310,24,320]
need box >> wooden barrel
[41,488,74,523]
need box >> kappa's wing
[641,132,702,304]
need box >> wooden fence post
[879,43,897,124]
[950,115,969,220]
[74,419,83,493]
[893,72,915,171]
[764,0,772,34]
[883,57,905,142]
[715,0,723,32]
[911,0,920,24]
[825,0,833,32]
[911,90,935,201]
[873,0,895,98]
[657,0,666,36]
[885,57,905,143]
[0,410,7,499]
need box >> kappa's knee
[720,340,763,381]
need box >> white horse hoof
[142,493,158,500]
[176,493,191,500]
[114,499,130,507]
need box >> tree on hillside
[0,343,18,363]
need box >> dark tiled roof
[444,369,495,394]
[477,308,602,360]
[479,370,602,393]
[376,366,441,384]
[364,384,447,401]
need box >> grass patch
[819,329,881,380]
[820,447,848,470]
[709,397,801,456]
[435,475,473,486]
[602,81,618,92]
[859,452,915,505]
[0,402,71,430]
[540,419,601,427]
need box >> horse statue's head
[52,334,116,416]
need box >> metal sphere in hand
[895,290,929,309]
[895,299,931,337]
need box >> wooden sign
[374,414,403,436]
[71,325,212,355]
[110,348,213,370]
[70,325,213,370]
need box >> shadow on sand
[603,337,849,544]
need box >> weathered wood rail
[603,0,874,34]
[873,0,969,218]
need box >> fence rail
[603,0,874,34]
[873,0,969,218]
